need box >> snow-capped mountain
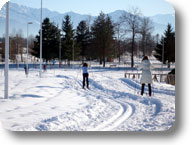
[150,13,175,26]
[0,2,175,37]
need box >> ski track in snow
[0,69,175,131]
[33,76,132,131]
[87,75,164,131]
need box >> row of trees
[31,13,114,67]
[0,30,35,63]
[31,9,159,67]
[0,8,175,68]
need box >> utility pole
[4,2,9,99]
[39,0,43,78]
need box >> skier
[140,56,152,96]
[82,63,89,89]
[43,62,47,72]
[52,59,56,66]
[24,64,29,76]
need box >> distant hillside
[0,2,175,37]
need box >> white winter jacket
[140,59,152,84]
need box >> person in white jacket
[140,56,152,96]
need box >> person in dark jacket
[82,63,89,89]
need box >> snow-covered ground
[0,68,175,131]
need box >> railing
[124,72,175,85]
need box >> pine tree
[32,18,60,61]
[61,15,74,64]
[91,12,114,67]
[76,20,90,63]
[154,24,175,67]
[105,16,115,60]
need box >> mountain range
[0,2,175,38]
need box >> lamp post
[40,0,43,78]
[4,1,9,99]
[26,22,33,77]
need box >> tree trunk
[131,33,135,68]
[168,62,171,68]
[142,35,145,56]
[118,40,121,64]
[103,55,105,67]
[82,56,84,64]
[103,61,105,67]
[20,53,23,62]
[103,47,106,67]
[67,60,70,66]
[99,58,102,65]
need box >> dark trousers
[24,67,28,75]
[141,84,152,96]
[25,69,28,75]
[83,73,89,88]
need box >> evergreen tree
[61,15,74,64]
[76,20,90,63]
[32,18,60,61]
[105,16,115,60]
[91,12,114,67]
[154,24,175,67]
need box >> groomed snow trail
[0,68,175,131]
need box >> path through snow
[0,68,175,131]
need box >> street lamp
[26,22,33,77]
[4,1,9,99]
[40,0,43,78]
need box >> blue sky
[11,0,175,16]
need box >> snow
[0,67,175,131]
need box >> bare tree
[120,8,141,68]
[114,21,126,63]
[139,17,154,56]
[10,29,26,63]
[28,34,35,62]
[146,33,156,56]
[0,38,5,62]
[10,37,17,62]
[17,30,25,62]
